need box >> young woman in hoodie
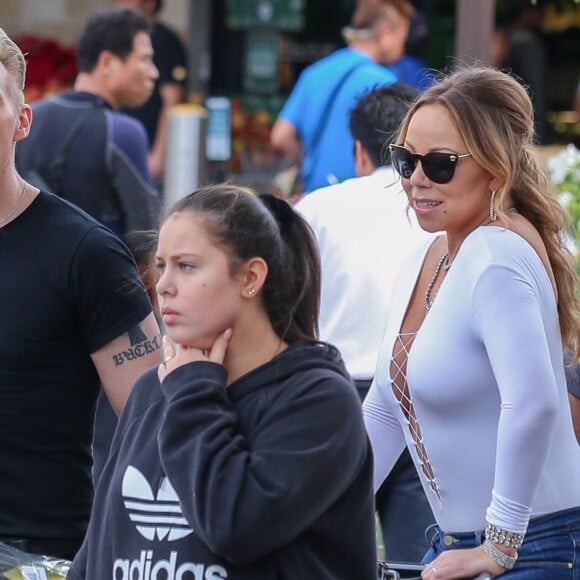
[69,183,377,580]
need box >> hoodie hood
[228,341,351,401]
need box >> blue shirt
[387,55,435,91]
[279,48,396,192]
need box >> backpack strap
[44,106,101,194]
[303,58,368,184]
[309,59,367,151]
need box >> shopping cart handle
[378,561,493,580]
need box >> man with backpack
[16,7,160,253]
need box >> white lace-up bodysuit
[363,226,580,534]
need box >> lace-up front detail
[390,332,441,503]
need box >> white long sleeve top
[363,226,580,534]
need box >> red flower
[15,34,77,100]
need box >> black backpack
[17,107,99,195]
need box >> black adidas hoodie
[68,341,377,579]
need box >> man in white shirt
[296,83,434,563]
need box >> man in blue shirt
[270,5,396,194]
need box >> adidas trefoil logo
[122,465,193,542]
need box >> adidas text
[113,550,228,579]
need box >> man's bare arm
[270,118,302,161]
[148,82,185,178]
[91,312,162,414]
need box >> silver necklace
[443,254,452,271]
[424,251,448,312]
[423,208,518,313]
[0,182,27,228]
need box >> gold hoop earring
[489,190,497,222]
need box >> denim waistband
[426,505,580,550]
[425,523,485,549]
[525,505,580,537]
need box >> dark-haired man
[114,0,188,184]
[16,7,160,252]
[297,83,434,563]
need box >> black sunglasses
[389,144,472,184]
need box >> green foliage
[559,161,580,246]
[548,145,580,275]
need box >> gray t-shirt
[565,349,580,399]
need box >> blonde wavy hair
[396,66,579,359]
[0,28,26,108]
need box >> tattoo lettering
[113,326,162,366]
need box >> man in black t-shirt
[115,0,188,184]
[0,27,162,560]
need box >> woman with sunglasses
[363,66,580,579]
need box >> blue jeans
[375,449,434,562]
[422,506,580,578]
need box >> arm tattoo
[112,324,162,366]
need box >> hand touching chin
[158,329,233,382]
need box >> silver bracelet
[482,539,518,570]
[485,523,524,549]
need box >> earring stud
[248,288,256,296]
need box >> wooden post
[187,0,212,96]
[455,0,495,66]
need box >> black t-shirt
[0,192,152,551]
[123,20,188,145]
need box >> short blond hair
[0,28,26,107]
[381,0,414,20]
[352,0,414,28]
